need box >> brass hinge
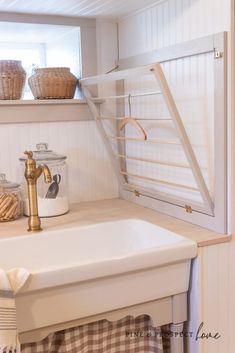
[214,50,223,59]
[134,190,140,197]
[185,205,193,214]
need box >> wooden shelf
[0,98,93,124]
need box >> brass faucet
[24,151,52,232]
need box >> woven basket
[0,60,26,100]
[28,67,77,99]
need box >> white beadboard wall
[188,240,235,353]
[118,0,230,58]
[0,121,118,203]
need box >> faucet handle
[24,151,33,159]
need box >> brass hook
[119,93,147,140]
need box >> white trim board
[118,32,223,69]
[0,100,93,124]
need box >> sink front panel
[17,260,191,334]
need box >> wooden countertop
[0,198,231,247]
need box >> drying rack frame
[81,32,227,234]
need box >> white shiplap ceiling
[0,0,161,18]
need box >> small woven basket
[0,60,26,100]
[28,67,78,99]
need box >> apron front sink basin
[0,219,197,291]
[0,219,197,336]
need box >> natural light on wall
[0,21,81,98]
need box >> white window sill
[0,98,87,106]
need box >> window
[0,21,81,99]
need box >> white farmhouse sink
[0,219,197,340]
[1,219,196,290]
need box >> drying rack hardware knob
[214,51,223,59]
[185,205,193,214]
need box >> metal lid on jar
[19,143,67,162]
[0,173,20,190]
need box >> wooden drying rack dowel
[107,135,181,145]
[116,154,190,169]
[120,171,198,191]
[116,153,207,170]
[98,116,171,121]
[90,91,162,101]
[108,135,206,149]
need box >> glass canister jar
[19,143,69,217]
[0,173,23,222]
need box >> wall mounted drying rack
[81,63,213,216]
[80,32,227,233]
